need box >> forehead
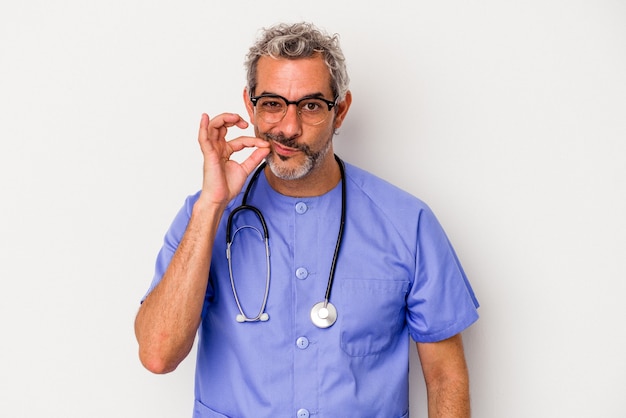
[255,55,333,98]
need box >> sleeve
[406,206,479,343]
[140,192,200,302]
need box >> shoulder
[343,161,431,215]
[342,161,445,254]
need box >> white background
[1,1,625,417]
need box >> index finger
[226,135,270,154]
[209,113,249,132]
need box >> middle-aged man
[135,21,480,418]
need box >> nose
[276,103,302,137]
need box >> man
[135,22,479,418]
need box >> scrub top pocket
[193,399,231,418]
[338,278,409,357]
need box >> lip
[271,141,299,157]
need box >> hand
[196,113,270,207]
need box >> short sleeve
[406,206,479,342]
[140,192,200,302]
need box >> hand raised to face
[196,113,270,208]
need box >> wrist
[192,193,229,219]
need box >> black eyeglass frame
[250,93,337,110]
[249,93,338,125]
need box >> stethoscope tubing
[226,204,271,322]
[322,156,346,307]
[226,154,346,327]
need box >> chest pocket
[337,278,409,357]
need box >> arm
[416,333,471,418]
[134,113,270,374]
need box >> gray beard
[264,133,333,181]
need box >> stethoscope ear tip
[236,313,270,322]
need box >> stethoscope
[226,154,346,329]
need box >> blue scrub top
[145,161,479,418]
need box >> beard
[262,131,333,181]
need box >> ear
[243,88,255,122]
[333,90,352,130]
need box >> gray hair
[244,22,350,101]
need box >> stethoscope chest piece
[310,301,337,328]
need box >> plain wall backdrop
[1,1,625,417]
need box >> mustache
[263,132,305,151]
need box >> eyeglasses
[250,93,337,126]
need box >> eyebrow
[256,91,328,100]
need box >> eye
[299,99,324,113]
[258,98,285,112]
